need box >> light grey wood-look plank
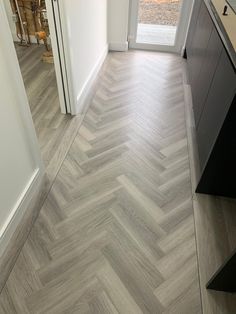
[0,50,203,313]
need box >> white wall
[0,3,43,256]
[175,0,195,53]
[108,0,130,51]
[60,0,108,114]
[3,0,17,41]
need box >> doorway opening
[3,0,71,168]
[129,0,192,52]
[137,0,181,46]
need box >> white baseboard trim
[74,44,108,114]
[109,41,129,52]
[0,168,43,257]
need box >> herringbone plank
[0,51,202,313]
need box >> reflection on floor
[0,50,202,313]
[137,23,177,46]
[15,43,72,168]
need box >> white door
[46,0,72,113]
[129,0,194,53]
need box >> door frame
[45,0,72,114]
[3,0,72,114]
[128,0,194,53]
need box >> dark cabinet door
[196,48,236,169]
[187,2,213,90]
[193,27,223,127]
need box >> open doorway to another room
[3,0,72,168]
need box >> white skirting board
[74,44,109,115]
[0,168,44,258]
[109,41,129,52]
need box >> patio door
[129,0,194,53]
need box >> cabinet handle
[223,5,228,16]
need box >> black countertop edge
[204,0,236,70]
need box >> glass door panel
[137,0,181,46]
[129,0,192,52]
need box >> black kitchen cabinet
[196,48,236,170]
[186,0,236,197]
[193,27,223,128]
[196,95,236,197]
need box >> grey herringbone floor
[0,51,202,313]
